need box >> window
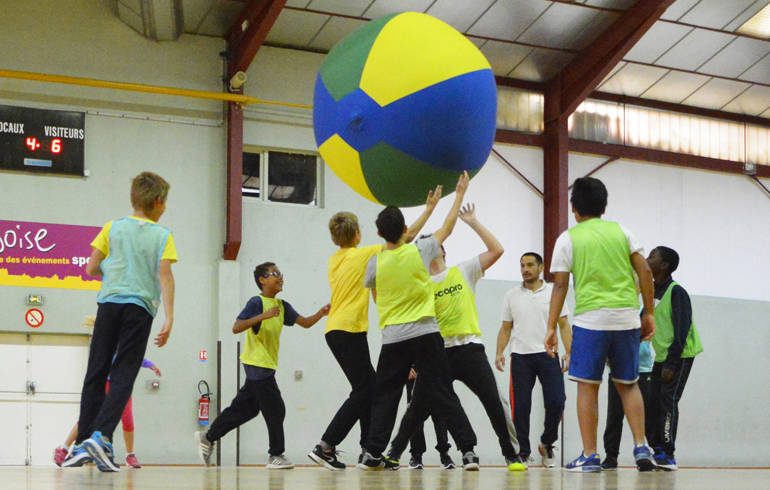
[242,152,261,198]
[241,149,322,206]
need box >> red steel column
[224,101,243,260]
[543,81,569,280]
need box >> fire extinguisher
[198,380,211,426]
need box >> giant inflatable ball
[313,12,497,207]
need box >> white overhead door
[0,333,89,466]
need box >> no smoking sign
[26,308,44,328]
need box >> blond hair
[329,212,359,247]
[131,172,170,214]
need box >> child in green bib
[195,262,329,469]
[646,246,702,471]
[545,177,657,473]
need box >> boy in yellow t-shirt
[195,262,329,469]
[72,172,176,473]
[309,187,442,470]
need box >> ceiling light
[737,3,770,38]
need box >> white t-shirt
[550,223,643,331]
[501,281,569,355]
[431,257,484,348]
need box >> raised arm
[432,171,469,244]
[404,185,442,243]
[154,259,175,347]
[458,203,503,272]
[495,321,513,372]
[630,252,656,341]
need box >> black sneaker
[356,452,383,471]
[383,455,400,470]
[601,456,618,470]
[308,444,345,471]
[408,455,424,470]
[440,452,456,470]
[462,451,479,471]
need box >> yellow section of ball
[318,134,379,204]
[360,12,491,107]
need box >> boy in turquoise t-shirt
[545,177,656,472]
[72,172,177,473]
[195,261,329,469]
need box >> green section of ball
[360,142,480,207]
[319,13,398,102]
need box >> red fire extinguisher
[198,380,211,426]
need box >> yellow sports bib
[240,296,284,370]
[376,244,434,328]
[433,266,481,338]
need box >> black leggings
[206,375,286,456]
[405,375,450,456]
[321,331,376,447]
[77,302,152,443]
[603,371,654,458]
[648,359,694,457]
[392,343,517,460]
[366,333,477,457]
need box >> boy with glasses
[195,262,330,468]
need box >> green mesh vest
[652,281,703,362]
[567,218,639,315]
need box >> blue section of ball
[314,68,497,174]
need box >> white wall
[1,0,769,468]
[0,0,225,464]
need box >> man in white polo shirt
[495,252,571,468]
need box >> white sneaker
[538,443,556,468]
[195,431,214,466]
[267,454,295,469]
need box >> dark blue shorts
[568,326,640,384]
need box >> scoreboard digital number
[0,104,85,176]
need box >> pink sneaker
[126,453,141,468]
[54,446,68,467]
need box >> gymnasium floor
[5,466,769,489]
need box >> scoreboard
[0,104,85,176]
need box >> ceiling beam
[497,75,770,129]
[227,0,287,77]
[552,0,675,119]
[494,128,770,179]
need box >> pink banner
[0,219,102,290]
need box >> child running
[309,187,441,470]
[68,171,176,473]
[195,262,329,468]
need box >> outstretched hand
[459,203,477,224]
[319,303,331,316]
[455,171,470,197]
[425,185,443,210]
